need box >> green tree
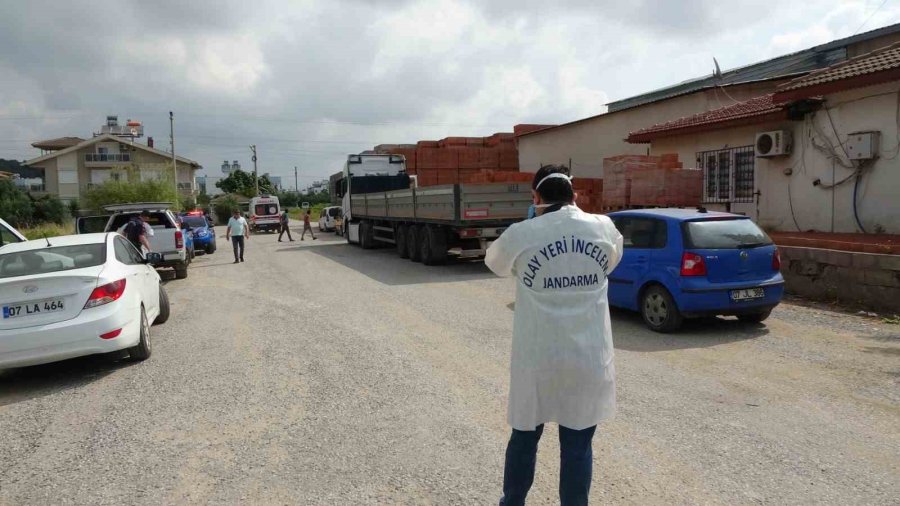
[0,179,34,227]
[277,191,299,208]
[83,176,180,213]
[30,194,68,225]
[215,169,274,197]
[212,195,240,225]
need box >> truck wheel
[396,225,409,259]
[360,221,374,249]
[422,226,447,266]
[175,263,188,279]
[407,225,422,262]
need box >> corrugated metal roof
[606,22,900,113]
[777,41,900,93]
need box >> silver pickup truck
[77,203,192,279]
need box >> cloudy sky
[1,0,899,189]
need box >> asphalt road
[1,226,898,505]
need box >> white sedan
[0,233,170,369]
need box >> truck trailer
[336,154,532,265]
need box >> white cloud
[1,0,899,182]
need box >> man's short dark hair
[140,210,151,218]
[532,165,574,204]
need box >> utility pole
[170,112,177,200]
[294,166,299,193]
[250,145,258,196]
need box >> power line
[854,0,890,35]
[0,111,517,129]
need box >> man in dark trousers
[225,209,250,263]
[278,209,294,242]
[301,209,317,241]
[486,165,623,506]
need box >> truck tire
[407,225,422,262]
[175,263,188,279]
[360,221,374,249]
[396,225,409,259]
[422,226,448,266]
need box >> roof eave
[626,110,789,144]
[773,67,900,102]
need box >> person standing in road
[225,209,250,263]
[485,165,623,506]
[278,209,294,242]
[120,210,153,254]
[300,209,317,241]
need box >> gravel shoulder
[1,229,897,505]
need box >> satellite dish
[713,57,723,79]
[130,127,138,136]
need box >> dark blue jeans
[499,424,596,506]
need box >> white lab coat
[486,205,623,431]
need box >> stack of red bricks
[602,154,701,209]
[372,124,556,187]
[573,178,604,213]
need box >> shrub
[30,194,68,225]
[0,180,34,227]
[213,195,240,225]
[67,198,81,217]
[20,222,75,240]
[83,177,180,213]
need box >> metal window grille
[697,146,755,204]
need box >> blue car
[607,208,784,332]
[180,212,217,255]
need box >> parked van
[318,206,342,232]
[248,195,281,233]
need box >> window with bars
[697,146,755,204]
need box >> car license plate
[730,288,764,301]
[3,298,65,319]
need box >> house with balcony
[23,133,202,204]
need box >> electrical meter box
[846,131,880,160]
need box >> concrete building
[221,160,241,174]
[24,133,202,203]
[626,43,900,312]
[627,42,900,235]
[195,175,224,196]
[517,24,900,178]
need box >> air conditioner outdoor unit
[755,130,793,157]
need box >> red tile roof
[627,94,789,143]
[775,42,900,101]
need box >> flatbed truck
[336,154,532,265]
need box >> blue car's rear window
[682,219,772,249]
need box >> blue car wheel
[641,285,683,333]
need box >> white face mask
[534,172,573,190]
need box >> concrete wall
[649,81,900,234]
[780,246,900,312]
[517,80,787,178]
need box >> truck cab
[248,195,281,233]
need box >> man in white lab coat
[486,165,623,506]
